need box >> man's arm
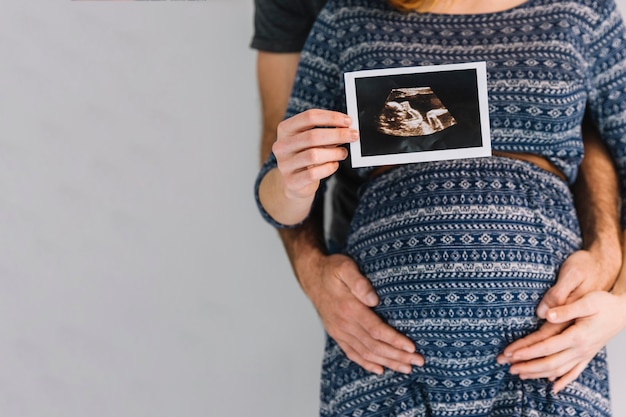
[534,120,621,313]
[498,120,623,392]
[257,51,299,166]
[256,51,423,374]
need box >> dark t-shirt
[251,0,362,249]
[251,0,328,53]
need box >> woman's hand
[499,290,626,393]
[273,109,357,200]
[259,109,358,226]
[497,249,623,393]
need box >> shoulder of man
[251,0,328,53]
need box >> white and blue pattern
[328,158,610,416]
[255,0,624,415]
[273,0,626,226]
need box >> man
[251,0,625,391]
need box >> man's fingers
[315,254,426,375]
[334,256,379,307]
[544,294,598,324]
[338,342,384,375]
[352,342,417,375]
[365,321,422,358]
[357,311,424,364]
[536,252,586,318]
[536,287,564,319]
[333,320,423,374]
[321,282,423,373]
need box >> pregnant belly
[344,158,580,357]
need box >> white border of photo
[344,61,492,168]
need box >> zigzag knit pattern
[279,0,626,226]
[255,1,625,415]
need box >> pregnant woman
[255,0,626,415]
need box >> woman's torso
[300,0,615,183]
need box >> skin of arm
[258,108,356,226]
[498,120,623,393]
[256,51,424,374]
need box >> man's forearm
[257,52,300,166]
[611,231,626,296]
[571,120,622,284]
[277,197,328,295]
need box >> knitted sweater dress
[255,0,626,415]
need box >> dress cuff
[253,152,327,229]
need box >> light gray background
[0,1,624,416]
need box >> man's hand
[497,249,620,392]
[302,251,425,375]
[536,250,616,318]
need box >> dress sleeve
[253,151,328,229]
[254,4,344,229]
[283,4,345,119]
[585,0,626,228]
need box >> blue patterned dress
[255,0,626,415]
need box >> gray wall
[0,1,624,416]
